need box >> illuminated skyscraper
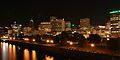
[65,21,71,31]
[110,10,120,38]
[11,21,22,37]
[80,18,90,28]
[50,17,65,32]
[38,22,52,34]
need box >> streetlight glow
[91,43,95,47]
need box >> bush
[107,38,120,50]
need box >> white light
[50,40,54,43]
[46,40,49,43]
[91,43,95,47]
[24,38,29,41]
[32,39,36,42]
[18,46,20,50]
[20,32,23,33]
[13,37,15,40]
[2,36,8,39]
[19,24,22,27]
[107,38,110,41]
[106,35,110,37]
[69,42,73,45]
[9,37,12,40]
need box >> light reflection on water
[0,41,116,60]
[2,42,8,60]
[0,42,56,60]
[32,50,37,60]
[24,49,30,60]
[8,44,16,60]
[45,55,54,60]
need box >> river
[0,42,77,60]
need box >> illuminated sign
[110,10,120,14]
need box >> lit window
[115,17,119,20]
[116,26,119,28]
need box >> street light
[91,43,95,47]
[50,40,54,43]
[46,40,49,43]
[69,42,73,45]
[32,39,36,42]
[107,38,109,41]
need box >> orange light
[24,49,30,60]
[24,38,29,41]
[9,37,12,40]
[91,43,95,47]
[50,40,54,43]
[32,50,37,60]
[13,37,15,40]
[107,38,109,41]
[69,42,73,45]
[46,40,49,43]
[32,39,36,42]
[2,36,8,39]
[45,55,54,60]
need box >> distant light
[17,46,20,50]
[91,43,95,47]
[50,40,54,43]
[30,19,34,22]
[2,35,8,39]
[5,27,9,29]
[3,39,6,41]
[20,32,23,33]
[13,37,15,40]
[46,40,49,43]
[9,37,12,40]
[72,24,75,27]
[98,25,105,28]
[32,39,36,42]
[107,38,110,41]
[24,38,29,41]
[72,31,76,34]
[69,42,73,45]
[106,35,110,37]
[19,24,22,27]
[45,55,54,60]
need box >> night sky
[0,1,120,26]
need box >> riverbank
[0,39,120,60]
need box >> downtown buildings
[38,16,71,35]
[110,10,120,38]
[1,9,120,39]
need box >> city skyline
[0,1,120,60]
[0,1,120,26]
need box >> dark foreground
[0,39,120,60]
[0,42,80,60]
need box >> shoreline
[0,39,120,60]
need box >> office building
[50,17,65,32]
[80,18,90,28]
[110,10,120,38]
[38,22,52,34]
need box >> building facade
[50,17,65,32]
[80,18,90,28]
[38,22,52,34]
[110,10,120,38]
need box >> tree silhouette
[73,33,87,47]
[107,38,120,50]
[88,34,101,43]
